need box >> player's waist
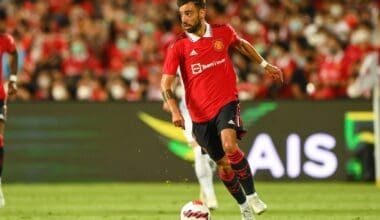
[189,97,237,123]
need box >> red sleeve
[226,24,240,46]
[3,34,16,53]
[163,42,180,75]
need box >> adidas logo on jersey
[190,49,198,56]
[228,120,235,125]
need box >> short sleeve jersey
[0,34,16,99]
[163,23,240,123]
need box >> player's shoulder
[0,33,15,43]
[0,33,13,39]
[210,23,229,29]
[167,32,187,51]
[172,32,187,45]
[210,23,235,33]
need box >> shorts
[192,101,246,161]
[0,100,5,121]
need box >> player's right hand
[172,112,185,129]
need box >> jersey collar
[186,22,212,42]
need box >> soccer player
[0,8,19,208]
[160,1,283,219]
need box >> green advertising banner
[3,100,373,182]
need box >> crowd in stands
[1,0,379,101]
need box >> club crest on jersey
[213,39,224,52]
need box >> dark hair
[0,8,7,21]
[177,0,206,9]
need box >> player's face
[179,2,205,33]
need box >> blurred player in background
[161,0,282,219]
[163,83,218,209]
[0,8,19,208]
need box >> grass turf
[0,182,379,220]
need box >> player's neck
[194,21,206,37]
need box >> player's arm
[161,74,185,129]
[234,38,283,82]
[162,77,180,113]
[7,50,18,97]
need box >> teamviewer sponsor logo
[191,58,226,75]
[191,63,202,75]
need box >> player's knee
[222,141,237,154]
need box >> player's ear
[199,8,206,20]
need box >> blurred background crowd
[1,0,379,101]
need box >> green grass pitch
[0,182,379,219]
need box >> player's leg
[221,128,266,214]
[193,121,254,219]
[221,129,254,193]
[217,101,267,215]
[191,142,218,209]
[216,155,254,220]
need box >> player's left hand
[265,64,283,83]
[7,81,18,97]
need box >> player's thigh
[215,101,238,134]
[192,121,225,161]
[215,101,247,139]
[220,129,239,153]
[216,101,239,144]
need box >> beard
[183,17,201,33]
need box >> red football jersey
[163,23,240,122]
[0,33,16,99]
